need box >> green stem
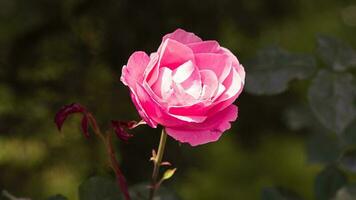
[149,128,168,200]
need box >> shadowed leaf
[308,70,356,134]
[316,35,356,71]
[306,133,342,164]
[261,187,304,200]
[314,165,348,200]
[79,176,121,200]
[334,184,356,200]
[339,148,356,173]
[246,46,316,95]
[341,119,356,146]
[129,183,180,200]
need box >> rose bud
[54,103,90,138]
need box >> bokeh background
[1,0,356,199]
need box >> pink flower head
[121,29,245,146]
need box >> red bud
[55,103,90,138]
[111,120,134,142]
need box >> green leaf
[314,165,348,200]
[306,133,342,164]
[261,187,304,200]
[46,195,68,200]
[339,148,356,173]
[334,184,356,200]
[79,176,121,200]
[162,168,177,181]
[308,70,356,134]
[283,105,316,131]
[246,46,316,95]
[316,35,356,71]
[341,119,356,146]
[129,183,180,200]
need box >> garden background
[1,0,356,199]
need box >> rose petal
[168,102,207,116]
[165,105,238,146]
[237,64,246,85]
[137,83,206,125]
[143,53,160,86]
[187,40,220,53]
[194,53,232,82]
[162,28,202,45]
[151,67,173,99]
[136,83,180,126]
[159,39,195,69]
[129,90,158,128]
[172,60,195,84]
[215,67,243,101]
[173,61,202,100]
[199,69,219,100]
[169,114,207,123]
[121,51,150,90]
[207,68,244,114]
[219,47,245,84]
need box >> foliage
[246,46,316,95]
[246,35,356,199]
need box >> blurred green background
[0,0,356,199]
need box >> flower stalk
[88,118,131,200]
[54,103,131,200]
[149,128,168,200]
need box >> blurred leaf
[261,187,304,200]
[306,133,342,164]
[162,168,177,181]
[341,119,356,146]
[129,183,180,200]
[339,148,356,173]
[79,176,121,200]
[334,184,356,200]
[316,35,356,71]
[246,46,316,95]
[314,165,348,200]
[46,194,68,200]
[308,70,356,134]
[283,105,316,131]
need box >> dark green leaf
[246,46,316,95]
[316,35,356,71]
[261,187,304,200]
[341,119,356,146]
[129,183,180,200]
[314,165,348,200]
[283,105,316,131]
[334,184,356,200]
[306,133,342,164]
[46,194,68,200]
[339,148,356,173]
[79,176,121,200]
[308,70,356,134]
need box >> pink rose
[121,29,245,146]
